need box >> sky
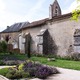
[0,0,79,31]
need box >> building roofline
[21,13,72,30]
[1,12,73,33]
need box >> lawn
[0,53,80,70]
[31,56,80,70]
[0,53,27,60]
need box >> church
[0,0,80,56]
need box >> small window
[55,6,58,16]
[5,35,9,42]
[38,36,43,44]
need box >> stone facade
[49,0,61,19]
[0,0,80,56]
[0,32,20,48]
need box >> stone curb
[0,75,9,80]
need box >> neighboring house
[0,0,80,56]
[0,22,29,53]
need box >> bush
[22,60,59,79]
[35,66,58,79]
[0,60,5,65]
[21,71,30,78]
[4,60,18,65]
[0,41,7,53]
[0,68,9,76]
[6,68,30,79]
[18,63,24,71]
[32,53,44,57]
[70,53,80,61]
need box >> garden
[0,41,80,79]
[0,53,80,79]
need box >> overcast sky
[0,0,79,31]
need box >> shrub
[35,66,58,79]
[6,68,30,79]
[0,41,7,53]
[18,63,24,71]
[22,60,59,79]
[70,53,80,61]
[32,53,43,57]
[0,68,9,76]
[0,60,5,65]
[4,60,18,65]
[21,71,30,78]
[6,72,14,79]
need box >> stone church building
[0,0,80,56]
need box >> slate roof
[1,22,29,33]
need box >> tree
[72,0,80,21]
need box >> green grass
[0,68,9,76]
[0,53,80,70]
[31,56,80,70]
[0,53,27,60]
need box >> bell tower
[49,0,62,19]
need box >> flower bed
[0,60,59,79]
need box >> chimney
[7,26,9,29]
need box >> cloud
[0,0,47,32]
[62,0,80,14]
[24,0,46,21]
[0,0,5,13]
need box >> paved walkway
[46,67,80,80]
[31,68,80,80]
[0,66,15,69]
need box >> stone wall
[21,25,46,53]
[21,17,80,56]
[47,17,80,56]
[1,17,80,56]
[0,32,20,51]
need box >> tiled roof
[1,22,29,33]
[21,18,49,30]
[1,13,73,33]
[21,13,72,30]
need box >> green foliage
[72,0,80,21]
[0,41,7,53]
[0,53,27,60]
[21,71,30,78]
[0,68,9,76]
[0,60,5,65]
[6,68,30,79]
[72,9,80,21]
[18,63,24,71]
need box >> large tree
[72,0,80,21]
